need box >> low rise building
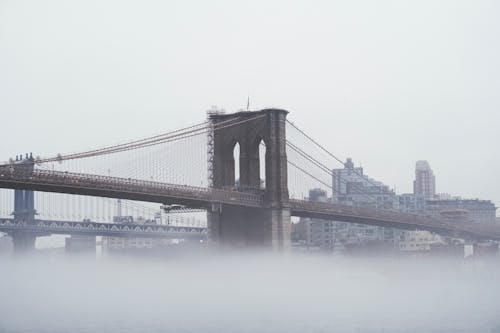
[426,199,497,224]
[399,230,444,252]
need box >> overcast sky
[0,0,499,211]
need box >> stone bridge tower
[207,109,291,250]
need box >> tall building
[413,160,436,199]
[332,158,397,210]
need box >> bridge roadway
[0,218,207,239]
[2,167,500,241]
[290,200,500,241]
[0,167,263,208]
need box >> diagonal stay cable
[286,139,382,204]
[286,119,392,193]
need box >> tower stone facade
[208,109,291,250]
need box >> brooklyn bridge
[1,109,499,252]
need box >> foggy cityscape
[1,0,500,332]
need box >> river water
[0,253,499,333]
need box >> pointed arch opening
[259,140,266,189]
[233,142,240,188]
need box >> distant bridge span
[0,218,206,239]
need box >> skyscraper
[413,160,436,199]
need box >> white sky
[0,0,499,211]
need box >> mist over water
[1,253,499,333]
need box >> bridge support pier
[208,205,291,250]
[11,231,36,253]
[207,204,221,247]
[10,154,39,255]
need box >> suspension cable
[286,141,332,174]
[3,113,267,167]
[286,119,390,193]
[286,139,388,205]
[287,160,333,189]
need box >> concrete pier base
[209,204,291,251]
[11,232,36,254]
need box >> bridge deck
[0,167,263,208]
[290,199,500,241]
[2,167,500,241]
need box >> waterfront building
[426,199,497,224]
[398,230,444,252]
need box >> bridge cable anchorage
[285,139,388,207]
[286,119,387,192]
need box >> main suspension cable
[4,113,267,167]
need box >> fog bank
[0,254,499,332]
